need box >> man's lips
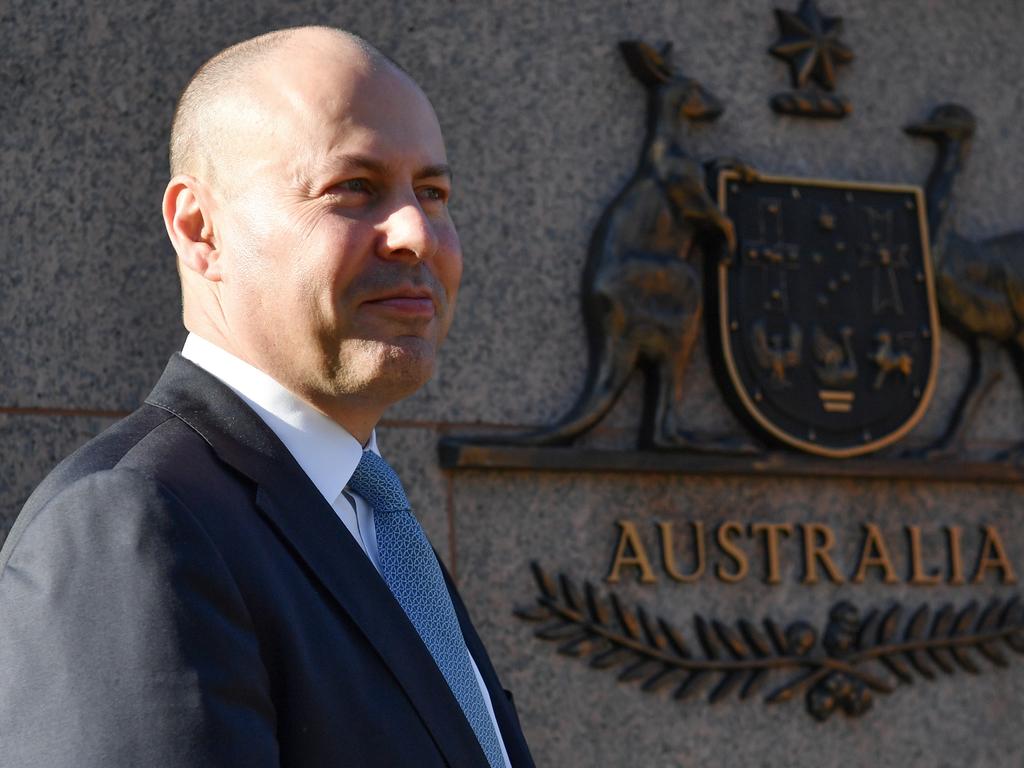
[362,288,436,317]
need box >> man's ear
[162,175,223,281]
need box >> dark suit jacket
[0,355,535,767]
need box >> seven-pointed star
[770,0,854,91]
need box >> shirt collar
[181,332,378,506]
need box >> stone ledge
[438,441,1024,483]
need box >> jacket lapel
[145,355,489,768]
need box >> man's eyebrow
[330,154,452,181]
[334,154,388,175]
[414,164,453,181]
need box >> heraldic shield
[714,171,939,458]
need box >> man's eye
[419,186,449,202]
[337,179,371,194]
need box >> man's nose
[377,200,438,263]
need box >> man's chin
[347,337,438,396]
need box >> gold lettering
[801,523,844,584]
[751,522,793,584]
[907,525,942,585]
[715,521,749,583]
[852,523,899,584]
[659,521,706,583]
[972,525,1018,585]
[946,525,965,585]
[606,520,657,584]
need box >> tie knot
[347,450,410,514]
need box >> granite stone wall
[2,1,1022,766]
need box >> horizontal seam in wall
[0,409,538,431]
[0,410,633,436]
[0,406,130,418]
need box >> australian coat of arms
[444,30,1022,473]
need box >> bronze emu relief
[904,104,1024,460]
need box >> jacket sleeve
[0,469,278,767]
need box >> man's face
[211,44,461,416]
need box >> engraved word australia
[606,519,1017,587]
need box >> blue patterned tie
[348,451,505,768]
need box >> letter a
[606,520,657,584]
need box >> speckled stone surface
[3,1,1024,766]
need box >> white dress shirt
[182,333,511,767]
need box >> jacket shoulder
[2,404,227,567]
[0,455,277,767]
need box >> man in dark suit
[0,26,535,767]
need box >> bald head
[168,26,400,186]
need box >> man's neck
[304,392,382,447]
[182,328,384,444]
